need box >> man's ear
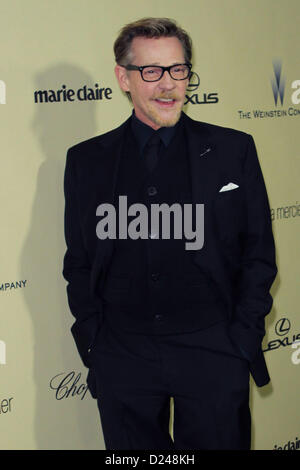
[115,65,130,92]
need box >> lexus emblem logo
[187,71,200,92]
[275,318,291,336]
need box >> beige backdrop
[0,0,299,450]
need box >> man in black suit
[63,18,277,450]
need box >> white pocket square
[219,182,239,192]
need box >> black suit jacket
[63,112,277,387]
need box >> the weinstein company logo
[0,80,6,104]
[238,60,300,120]
[271,60,285,106]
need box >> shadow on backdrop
[20,63,105,449]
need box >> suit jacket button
[154,314,163,321]
[148,186,158,196]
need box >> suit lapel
[183,114,233,311]
[184,116,218,205]
[183,113,218,259]
[91,118,131,295]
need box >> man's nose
[158,70,176,90]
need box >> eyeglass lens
[142,65,190,81]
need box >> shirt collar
[131,110,181,154]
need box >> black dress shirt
[130,110,182,158]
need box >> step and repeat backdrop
[0,0,299,450]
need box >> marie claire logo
[274,436,300,450]
[50,371,89,400]
[263,317,300,354]
[185,71,219,105]
[238,60,300,120]
[0,80,6,104]
[0,340,6,365]
[34,83,112,104]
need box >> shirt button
[147,186,158,196]
[151,273,160,281]
[154,314,163,321]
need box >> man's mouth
[154,97,177,107]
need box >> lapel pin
[199,147,211,157]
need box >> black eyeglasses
[123,63,192,82]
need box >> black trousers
[89,317,251,450]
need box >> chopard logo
[49,371,89,400]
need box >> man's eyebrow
[141,61,185,66]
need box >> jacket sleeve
[228,134,277,363]
[62,147,102,368]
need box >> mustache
[153,92,181,100]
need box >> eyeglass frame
[122,63,193,82]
